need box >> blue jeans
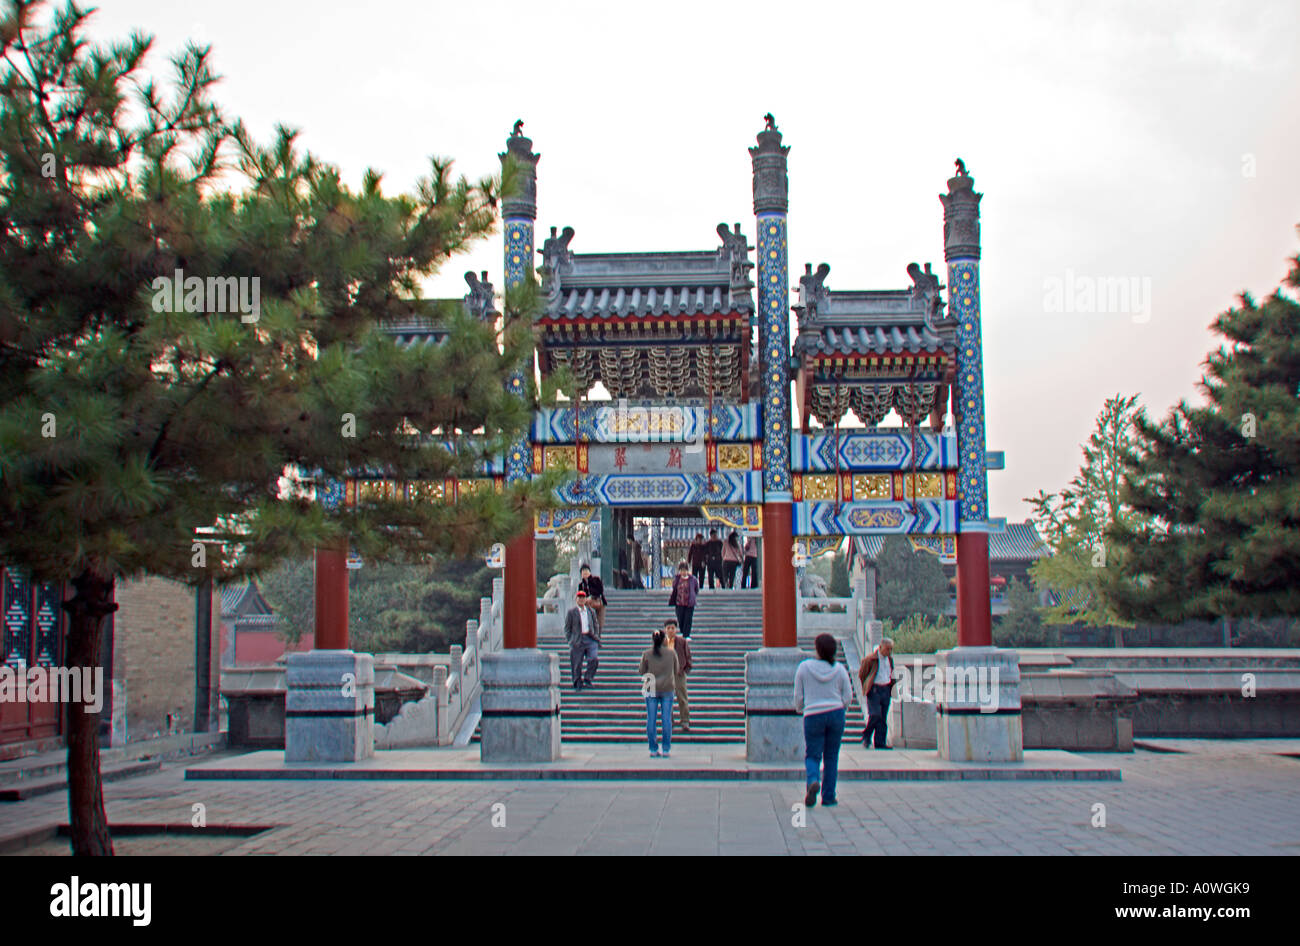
[646,691,674,753]
[803,707,846,802]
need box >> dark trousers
[864,683,893,747]
[803,707,846,803]
[705,561,721,588]
[570,636,599,688]
[741,556,758,588]
[675,604,695,639]
[692,563,706,587]
[722,561,739,588]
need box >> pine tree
[1110,236,1300,622]
[874,535,948,623]
[0,2,555,853]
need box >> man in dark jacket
[688,533,707,587]
[564,590,602,691]
[703,529,723,589]
[577,562,606,629]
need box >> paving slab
[184,744,1120,781]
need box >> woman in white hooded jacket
[793,633,854,808]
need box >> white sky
[86,0,1300,520]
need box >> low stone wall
[887,649,1300,749]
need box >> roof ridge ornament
[464,270,497,321]
[906,262,943,324]
[539,226,575,304]
[716,222,754,304]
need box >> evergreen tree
[874,535,948,623]
[0,2,555,854]
[1110,237,1300,622]
[995,577,1047,647]
[1027,394,1147,630]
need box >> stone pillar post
[481,122,560,761]
[746,116,802,760]
[285,537,374,762]
[500,123,540,650]
[937,161,1022,761]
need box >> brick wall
[111,577,220,743]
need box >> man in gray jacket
[564,590,602,691]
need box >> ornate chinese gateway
[304,117,1015,766]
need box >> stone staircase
[537,587,866,744]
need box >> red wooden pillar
[503,529,537,649]
[314,539,350,650]
[956,532,992,647]
[762,503,797,647]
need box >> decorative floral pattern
[757,214,791,496]
[948,260,987,526]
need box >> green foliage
[875,535,948,623]
[1028,394,1146,626]
[1110,242,1300,622]
[258,553,497,653]
[0,0,559,590]
[994,577,1049,647]
[883,614,957,654]
[255,558,313,645]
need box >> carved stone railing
[374,576,505,748]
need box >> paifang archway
[311,118,1013,764]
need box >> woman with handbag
[668,560,699,639]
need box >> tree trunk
[61,569,117,856]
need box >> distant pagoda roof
[852,521,1051,564]
[538,224,754,324]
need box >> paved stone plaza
[1,740,1296,855]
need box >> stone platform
[184,744,1119,782]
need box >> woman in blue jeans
[638,628,680,758]
[793,633,854,807]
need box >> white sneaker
[650,750,661,757]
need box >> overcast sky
[87,0,1300,520]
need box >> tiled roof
[793,265,955,359]
[377,272,497,347]
[551,282,736,320]
[539,225,755,322]
[816,323,946,355]
[219,580,275,619]
[219,584,246,615]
